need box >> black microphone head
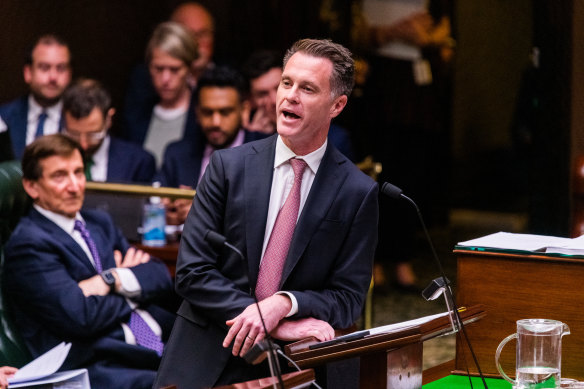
[381,182,403,199]
[204,230,226,248]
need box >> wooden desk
[287,306,485,389]
[455,249,584,380]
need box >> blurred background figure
[357,0,455,291]
[62,78,156,183]
[156,65,266,225]
[122,22,198,167]
[0,34,72,159]
[170,2,216,83]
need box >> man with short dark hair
[62,78,155,183]
[154,38,378,389]
[156,65,266,225]
[0,34,72,159]
[3,134,175,389]
[242,49,355,160]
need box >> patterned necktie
[256,158,308,300]
[74,221,164,355]
[84,158,94,181]
[35,111,48,139]
[74,220,102,273]
[129,311,164,355]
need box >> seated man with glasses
[62,78,155,183]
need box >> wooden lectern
[455,249,584,380]
[286,305,485,388]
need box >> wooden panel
[455,250,584,380]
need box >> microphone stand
[381,183,488,388]
[205,231,285,389]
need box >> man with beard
[62,78,155,183]
[0,34,72,159]
[155,65,266,225]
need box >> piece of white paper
[9,342,71,384]
[9,368,90,389]
[457,232,572,252]
[368,311,449,336]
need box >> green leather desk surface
[423,375,511,388]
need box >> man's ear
[329,95,348,119]
[22,178,39,201]
[105,108,116,130]
[23,65,32,85]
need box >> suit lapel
[10,97,29,159]
[244,136,276,284]
[281,144,348,285]
[30,208,98,274]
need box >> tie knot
[39,111,48,120]
[74,220,86,234]
[290,158,307,178]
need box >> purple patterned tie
[74,220,163,355]
[74,220,103,273]
[129,311,164,355]
[256,158,307,300]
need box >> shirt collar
[34,204,83,235]
[274,135,327,174]
[27,95,63,122]
[91,134,110,163]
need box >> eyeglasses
[62,126,107,143]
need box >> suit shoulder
[110,136,154,159]
[225,134,276,155]
[330,145,375,184]
[0,96,27,116]
[81,208,115,226]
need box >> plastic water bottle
[142,196,166,247]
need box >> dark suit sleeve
[91,211,173,303]
[154,144,177,187]
[291,181,378,328]
[4,233,133,338]
[132,148,156,184]
[174,151,255,326]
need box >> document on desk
[368,311,449,336]
[457,231,572,252]
[8,342,90,388]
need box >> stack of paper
[8,342,90,389]
[458,231,584,256]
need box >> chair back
[0,160,32,366]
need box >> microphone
[204,230,285,387]
[380,182,489,388]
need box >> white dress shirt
[88,135,110,182]
[33,205,161,341]
[261,136,327,316]
[26,95,62,144]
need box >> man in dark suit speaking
[3,134,175,388]
[154,38,379,388]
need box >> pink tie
[256,158,307,300]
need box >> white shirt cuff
[276,291,298,317]
[115,268,142,298]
